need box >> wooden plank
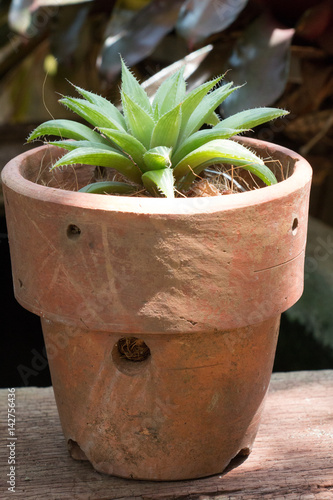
[0,371,332,499]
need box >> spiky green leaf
[172,127,248,166]
[51,147,142,184]
[60,97,126,131]
[150,103,182,149]
[153,104,160,121]
[27,119,108,144]
[179,82,239,142]
[205,111,220,126]
[143,146,172,172]
[121,91,155,149]
[48,140,119,153]
[173,139,277,186]
[78,181,137,195]
[220,107,289,130]
[152,68,186,117]
[72,83,127,130]
[121,57,152,114]
[98,128,147,170]
[178,76,223,138]
[142,168,175,198]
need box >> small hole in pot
[238,447,251,456]
[18,279,23,288]
[292,218,298,235]
[67,224,81,239]
[112,337,151,376]
[67,439,88,460]
[118,337,150,362]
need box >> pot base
[42,315,280,481]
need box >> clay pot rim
[2,137,312,215]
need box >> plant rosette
[26,58,284,198]
[1,61,312,481]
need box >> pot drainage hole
[117,337,150,362]
[67,224,81,239]
[112,337,151,375]
[67,439,88,460]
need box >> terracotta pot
[2,137,312,480]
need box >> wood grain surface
[0,370,332,499]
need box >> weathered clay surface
[1,138,312,480]
[41,315,280,480]
[2,139,312,333]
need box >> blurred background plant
[1,0,333,385]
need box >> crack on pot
[179,316,198,326]
[169,362,225,371]
[254,249,304,273]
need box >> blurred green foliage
[1,0,332,124]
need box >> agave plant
[27,58,288,198]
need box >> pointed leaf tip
[121,58,152,115]
[142,168,175,198]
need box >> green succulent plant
[28,58,288,198]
